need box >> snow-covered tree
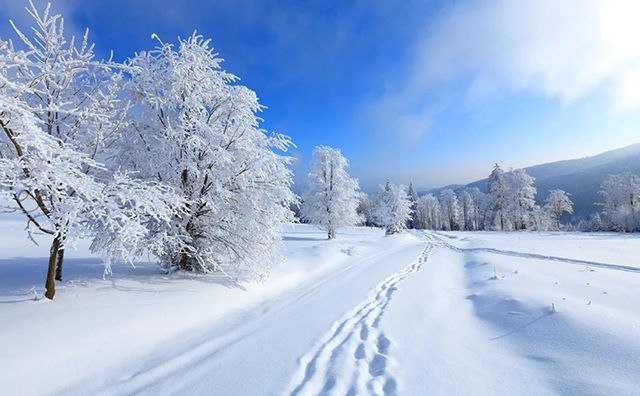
[487,164,509,230]
[118,32,296,279]
[407,182,420,229]
[575,213,604,232]
[357,192,376,227]
[372,182,412,235]
[468,187,487,231]
[460,188,485,231]
[416,193,442,230]
[506,169,538,230]
[544,189,574,230]
[439,188,461,230]
[598,172,640,232]
[0,3,178,299]
[301,146,361,239]
[459,190,472,231]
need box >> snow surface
[1,224,639,395]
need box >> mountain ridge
[424,143,640,219]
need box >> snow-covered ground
[1,223,639,395]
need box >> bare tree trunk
[45,235,61,300]
[178,215,197,271]
[328,228,335,239]
[55,247,65,281]
[178,249,191,271]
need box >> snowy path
[287,235,436,395]
[68,229,427,395]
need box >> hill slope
[432,143,640,219]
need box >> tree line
[582,172,640,232]
[301,147,640,238]
[359,164,574,233]
[300,149,574,238]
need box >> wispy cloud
[0,0,85,42]
[364,0,640,141]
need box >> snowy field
[1,223,639,395]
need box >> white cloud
[0,0,84,43]
[366,0,640,139]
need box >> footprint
[368,354,387,377]
[383,377,398,395]
[360,324,369,341]
[376,334,390,355]
[354,343,366,359]
[385,286,396,298]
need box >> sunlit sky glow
[2,0,639,191]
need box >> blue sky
[2,0,639,192]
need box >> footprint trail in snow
[287,234,437,396]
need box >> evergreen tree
[407,182,420,229]
[488,164,509,230]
